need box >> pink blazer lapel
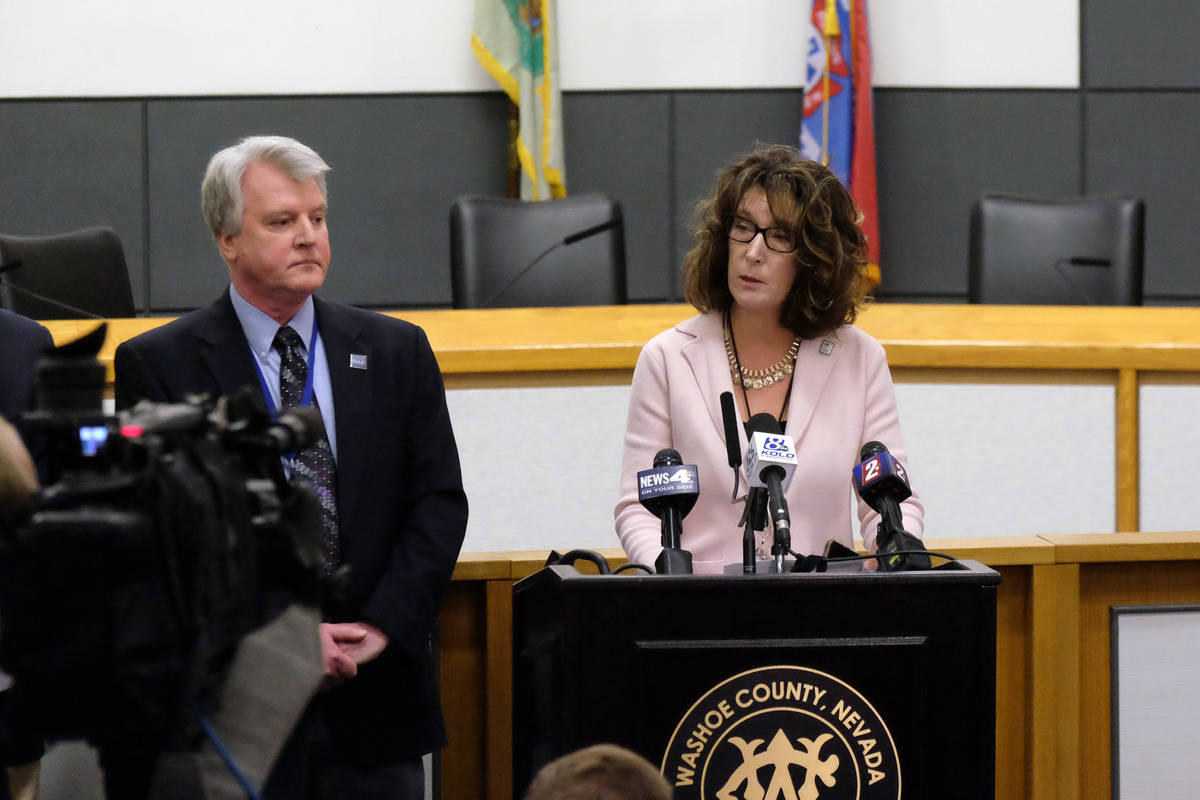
[784,332,841,440]
[679,314,735,450]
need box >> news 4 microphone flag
[471,0,567,201]
[801,0,881,289]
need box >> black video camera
[0,324,324,753]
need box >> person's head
[201,135,332,321]
[682,144,868,337]
[522,744,673,800]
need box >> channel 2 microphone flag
[471,0,567,201]
[801,0,881,289]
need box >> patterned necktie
[273,325,341,572]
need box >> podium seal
[661,665,900,799]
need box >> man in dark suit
[113,135,468,799]
[0,310,52,425]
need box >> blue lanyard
[253,315,319,415]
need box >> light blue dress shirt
[229,284,338,460]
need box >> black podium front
[513,561,999,799]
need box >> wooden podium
[513,560,999,799]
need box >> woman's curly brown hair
[682,144,869,338]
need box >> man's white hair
[200,135,330,238]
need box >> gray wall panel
[1086,92,1200,300]
[1085,0,1200,88]
[0,101,145,312]
[672,90,806,300]
[873,90,1082,298]
[4,86,1198,314]
[147,94,509,312]
[563,92,672,302]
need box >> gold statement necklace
[724,320,801,391]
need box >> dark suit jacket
[0,310,53,423]
[113,290,468,763]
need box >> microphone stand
[655,508,694,575]
[874,519,930,572]
[0,263,106,319]
[772,530,790,575]
[740,487,768,574]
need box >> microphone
[853,441,908,533]
[119,400,207,436]
[852,441,930,571]
[478,218,620,308]
[262,405,324,453]
[563,220,619,245]
[743,414,797,572]
[117,402,322,457]
[720,392,742,472]
[636,448,698,575]
[720,392,756,571]
[719,392,756,573]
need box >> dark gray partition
[873,90,1083,300]
[1086,92,1200,302]
[0,101,146,312]
[563,91,674,302]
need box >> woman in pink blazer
[615,146,923,574]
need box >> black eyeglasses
[726,216,797,254]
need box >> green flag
[472,0,566,200]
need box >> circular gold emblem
[661,665,900,799]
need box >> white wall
[446,376,1120,556]
[446,384,630,553]
[895,379,1115,539]
[0,0,1079,97]
[869,0,1078,88]
[1139,380,1200,532]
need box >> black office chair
[968,193,1145,305]
[0,226,136,319]
[449,193,627,308]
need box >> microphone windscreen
[653,448,683,468]
[860,440,887,462]
[747,413,782,435]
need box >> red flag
[849,0,880,286]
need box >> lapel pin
[349,354,368,370]
[819,340,834,356]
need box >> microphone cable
[787,548,960,573]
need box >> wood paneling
[1116,369,1140,530]
[437,534,1200,799]
[994,564,1032,799]
[1075,561,1200,799]
[44,303,1200,378]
